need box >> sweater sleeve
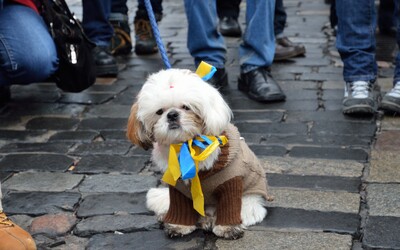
[163,186,199,226]
[214,176,243,225]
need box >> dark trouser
[110,0,163,21]
[216,0,287,36]
[82,0,113,47]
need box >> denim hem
[344,75,376,83]
[109,13,129,22]
[241,64,265,74]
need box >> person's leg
[216,0,242,37]
[336,0,377,114]
[378,0,396,35]
[238,0,285,102]
[274,0,286,37]
[82,0,118,76]
[240,0,275,72]
[184,0,227,88]
[216,0,241,19]
[0,4,58,86]
[184,0,226,68]
[82,0,113,47]
[273,0,306,61]
[381,0,400,112]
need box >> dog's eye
[156,109,163,115]
[182,105,190,111]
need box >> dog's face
[127,69,232,148]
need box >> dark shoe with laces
[274,37,306,61]
[342,81,377,115]
[380,82,400,113]
[238,67,286,102]
[110,19,133,55]
[93,46,118,77]
[134,18,158,55]
[207,68,228,89]
[219,17,241,37]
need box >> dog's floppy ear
[126,102,153,150]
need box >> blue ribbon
[201,66,217,81]
[178,135,221,180]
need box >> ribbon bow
[161,135,228,216]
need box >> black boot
[238,67,286,102]
[208,68,228,89]
[93,46,118,77]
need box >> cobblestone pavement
[1,0,399,249]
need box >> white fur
[146,187,170,221]
[135,69,232,145]
[240,194,267,227]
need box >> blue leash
[143,0,171,69]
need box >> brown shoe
[0,212,36,250]
[274,37,306,61]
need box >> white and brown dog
[127,69,271,239]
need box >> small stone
[31,213,77,236]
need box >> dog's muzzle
[167,110,180,129]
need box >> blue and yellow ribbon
[161,135,228,216]
[195,61,217,81]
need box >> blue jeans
[184,0,275,73]
[336,0,377,84]
[82,0,113,47]
[110,0,163,21]
[0,4,58,86]
[394,0,400,84]
[336,0,400,85]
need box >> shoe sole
[274,50,305,61]
[342,105,376,115]
[96,64,119,77]
[135,45,158,55]
[380,100,400,113]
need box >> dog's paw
[164,223,196,238]
[241,194,267,227]
[197,215,215,231]
[212,225,244,240]
[197,206,216,231]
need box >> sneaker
[381,82,400,113]
[110,20,133,56]
[134,19,158,55]
[0,212,36,250]
[343,81,377,115]
[92,46,118,77]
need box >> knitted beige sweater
[163,124,269,226]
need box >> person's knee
[9,50,58,84]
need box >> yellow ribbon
[161,135,228,216]
[195,61,217,81]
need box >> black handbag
[40,0,96,93]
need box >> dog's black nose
[167,110,179,121]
